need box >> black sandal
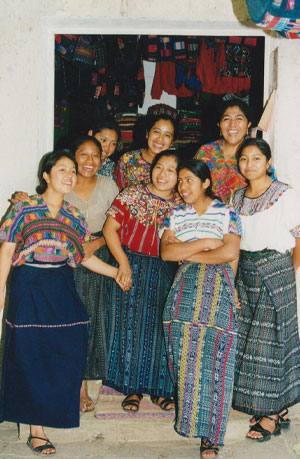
[121,394,143,412]
[150,395,175,411]
[246,416,281,442]
[27,435,56,455]
[278,408,291,430]
[249,415,261,426]
[200,438,219,458]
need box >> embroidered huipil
[107,185,181,256]
[194,139,247,203]
[0,196,91,267]
[114,149,151,190]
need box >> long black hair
[36,149,77,195]
[149,150,182,183]
[178,159,219,200]
[236,137,272,176]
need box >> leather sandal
[121,394,143,412]
[150,395,175,411]
[278,408,291,430]
[27,435,56,455]
[200,438,219,458]
[246,416,281,442]
[249,415,261,426]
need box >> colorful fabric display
[55,35,77,62]
[72,35,94,67]
[177,110,202,143]
[246,0,300,38]
[115,112,140,143]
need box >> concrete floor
[0,381,299,459]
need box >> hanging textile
[245,0,300,38]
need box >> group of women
[0,97,300,459]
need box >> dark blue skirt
[0,264,89,428]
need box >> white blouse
[231,181,300,253]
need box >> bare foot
[80,380,95,412]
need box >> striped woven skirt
[232,249,300,415]
[163,262,237,446]
[73,244,112,380]
[104,248,176,398]
[0,264,88,428]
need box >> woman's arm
[82,237,106,261]
[184,234,240,264]
[293,237,300,272]
[0,242,16,310]
[82,254,130,291]
[160,230,223,262]
[102,215,132,285]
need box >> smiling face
[177,168,210,206]
[238,145,272,181]
[219,105,251,148]
[92,128,118,160]
[75,140,101,178]
[150,155,178,197]
[146,119,174,157]
[43,156,77,195]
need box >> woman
[88,118,120,179]
[67,136,119,411]
[194,97,250,203]
[103,150,182,412]
[160,160,241,458]
[0,150,128,455]
[231,138,300,441]
[114,114,177,190]
[12,136,120,413]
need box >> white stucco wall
[0,0,299,211]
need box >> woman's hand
[83,240,97,261]
[11,191,29,203]
[205,238,224,250]
[117,259,132,287]
[115,276,132,292]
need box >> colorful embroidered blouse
[232,181,300,252]
[107,185,182,256]
[194,139,247,204]
[0,195,91,268]
[161,200,242,242]
[97,157,116,180]
[114,149,152,190]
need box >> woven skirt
[232,250,300,415]
[0,264,88,428]
[163,262,237,446]
[104,248,176,398]
[73,245,112,380]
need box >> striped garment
[162,200,242,446]
[0,195,90,267]
[104,248,176,398]
[232,249,300,414]
[163,262,237,446]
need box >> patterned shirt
[97,157,116,180]
[194,139,247,204]
[107,185,182,256]
[161,200,242,242]
[0,195,90,267]
[114,149,151,190]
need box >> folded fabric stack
[115,112,140,143]
[177,110,202,144]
